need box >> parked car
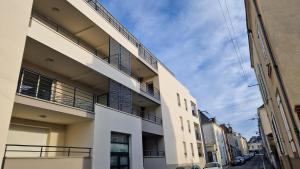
[243,154,251,161]
[203,162,222,169]
[231,156,245,166]
[176,164,201,169]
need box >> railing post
[73,88,76,107]
[1,145,7,169]
[89,148,91,158]
[40,146,43,157]
[67,147,71,157]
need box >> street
[226,155,273,169]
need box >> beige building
[245,0,300,168]
[200,115,230,166]
[0,0,206,169]
[258,105,280,169]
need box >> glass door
[110,132,130,169]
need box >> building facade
[200,115,230,166]
[245,0,300,168]
[221,124,248,159]
[258,105,281,169]
[248,136,263,154]
[0,0,206,169]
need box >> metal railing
[140,83,160,101]
[83,0,158,70]
[143,150,165,157]
[3,144,92,158]
[132,111,162,125]
[31,12,159,88]
[17,69,95,112]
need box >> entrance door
[110,153,130,169]
[111,132,130,169]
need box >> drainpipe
[252,0,300,163]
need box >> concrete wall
[0,0,34,164]
[92,104,143,169]
[3,157,91,169]
[144,157,168,169]
[7,118,66,157]
[142,120,164,136]
[158,63,206,168]
[66,121,94,148]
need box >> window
[255,64,268,103]
[111,132,130,169]
[271,114,285,154]
[184,99,188,111]
[177,93,181,106]
[180,117,184,131]
[19,69,53,101]
[190,143,194,156]
[194,123,201,141]
[197,143,203,157]
[276,93,296,152]
[187,120,191,133]
[183,142,187,156]
[256,20,269,61]
[191,101,197,116]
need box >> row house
[245,0,300,168]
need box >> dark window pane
[37,76,53,100]
[20,71,39,97]
[111,144,128,153]
[120,156,128,165]
[110,156,118,166]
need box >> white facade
[0,0,206,169]
[202,122,229,166]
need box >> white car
[203,162,222,169]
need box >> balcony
[30,12,160,102]
[17,69,96,113]
[2,144,92,169]
[140,83,160,101]
[133,111,162,126]
[83,0,158,70]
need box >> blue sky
[100,0,262,140]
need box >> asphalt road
[226,155,273,169]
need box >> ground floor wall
[93,104,143,169]
[3,157,91,169]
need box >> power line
[217,0,249,84]
[223,0,248,66]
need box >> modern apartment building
[245,0,300,168]
[0,0,206,169]
[200,114,230,166]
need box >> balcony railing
[131,111,162,125]
[143,150,165,157]
[83,0,158,70]
[140,83,160,101]
[17,69,95,113]
[31,12,161,101]
[3,144,92,158]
